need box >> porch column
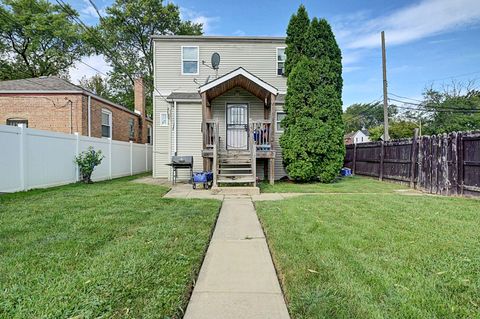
[269,93,276,184]
[201,92,210,171]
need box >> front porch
[199,68,279,185]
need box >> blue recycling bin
[192,171,213,189]
[340,167,352,177]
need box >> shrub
[74,147,104,183]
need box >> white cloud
[336,0,480,49]
[80,0,106,19]
[233,29,246,36]
[180,7,219,35]
[69,55,112,84]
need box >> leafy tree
[343,102,397,133]
[78,74,112,100]
[284,4,309,77]
[0,0,86,79]
[90,0,203,115]
[280,13,344,183]
[422,86,480,134]
[369,121,418,141]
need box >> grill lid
[171,156,193,165]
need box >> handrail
[251,120,272,151]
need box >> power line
[56,0,171,105]
[389,93,423,103]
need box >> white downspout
[87,95,91,136]
[173,100,178,156]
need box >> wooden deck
[202,149,275,159]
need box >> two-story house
[152,35,288,186]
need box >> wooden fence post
[352,143,357,175]
[441,133,449,195]
[409,128,419,188]
[458,133,464,195]
[451,132,458,195]
[379,141,384,181]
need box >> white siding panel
[274,104,288,179]
[176,102,203,180]
[153,97,171,178]
[155,40,287,93]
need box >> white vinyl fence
[0,124,153,193]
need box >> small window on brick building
[101,109,112,138]
[7,118,28,127]
[147,124,152,144]
[129,118,135,139]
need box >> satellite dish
[211,52,220,70]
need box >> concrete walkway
[184,197,290,319]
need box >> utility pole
[381,31,390,141]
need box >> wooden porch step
[218,173,253,177]
[218,167,252,171]
[218,177,255,184]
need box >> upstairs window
[182,46,199,75]
[276,111,286,132]
[7,118,28,127]
[101,109,112,138]
[128,118,135,139]
[277,47,286,76]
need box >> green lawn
[0,175,221,318]
[259,176,409,193]
[256,184,480,318]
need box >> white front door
[226,104,248,150]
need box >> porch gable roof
[199,67,278,101]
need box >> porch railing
[204,119,218,149]
[251,120,272,151]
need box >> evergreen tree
[280,9,345,183]
[284,5,309,77]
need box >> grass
[256,181,480,318]
[259,176,409,193]
[0,175,221,318]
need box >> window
[6,118,28,127]
[160,112,168,126]
[182,46,199,75]
[128,118,135,139]
[101,109,112,138]
[276,111,286,132]
[276,47,286,76]
[147,125,152,144]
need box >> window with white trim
[276,47,286,76]
[160,112,168,126]
[6,118,28,127]
[276,111,286,132]
[182,46,199,75]
[128,118,135,139]
[101,109,112,138]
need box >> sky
[67,0,480,108]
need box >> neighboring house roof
[361,129,370,136]
[0,76,150,119]
[344,132,356,139]
[199,67,279,95]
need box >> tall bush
[280,9,345,183]
[74,147,104,184]
[284,5,310,77]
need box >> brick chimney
[134,77,145,118]
[134,77,146,143]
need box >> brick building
[0,76,152,144]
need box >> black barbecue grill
[166,156,194,184]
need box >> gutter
[87,95,91,136]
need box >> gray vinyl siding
[153,97,170,178]
[154,39,287,93]
[175,102,203,180]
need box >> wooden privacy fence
[344,130,480,197]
